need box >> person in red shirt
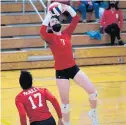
[100,1,125,45]
[40,3,98,125]
[15,70,64,125]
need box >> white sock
[64,122,70,125]
[90,108,98,118]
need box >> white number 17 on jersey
[28,93,43,109]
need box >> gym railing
[15,0,47,48]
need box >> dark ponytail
[106,1,119,10]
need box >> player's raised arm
[62,4,80,36]
[15,96,27,125]
[40,12,54,43]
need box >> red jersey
[15,87,62,125]
[100,9,123,31]
[40,15,80,70]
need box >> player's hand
[88,1,92,5]
[47,11,53,17]
[61,4,69,13]
[48,2,70,16]
[58,118,64,125]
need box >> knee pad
[61,104,69,113]
[89,91,98,100]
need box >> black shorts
[56,65,80,79]
[30,117,56,125]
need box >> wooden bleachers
[1,23,126,37]
[118,1,126,8]
[1,52,126,72]
[1,2,44,13]
[2,56,126,70]
[2,37,44,49]
[2,47,126,63]
[2,34,126,49]
[2,49,52,63]
[1,13,44,25]
[2,46,126,70]
[1,1,126,13]
[1,9,126,25]
[1,1,126,70]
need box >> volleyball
[48,2,63,16]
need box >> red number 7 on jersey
[28,93,43,109]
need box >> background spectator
[99,0,109,19]
[100,0,125,45]
[71,1,87,22]
[80,0,100,23]
[48,0,100,23]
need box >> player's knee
[89,91,98,100]
[61,104,70,113]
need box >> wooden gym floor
[1,64,126,125]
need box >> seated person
[71,1,87,23]
[98,0,109,19]
[80,0,100,22]
[100,0,125,45]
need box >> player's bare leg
[56,79,70,125]
[73,70,99,125]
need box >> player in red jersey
[15,70,64,125]
[40,3,99,125]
